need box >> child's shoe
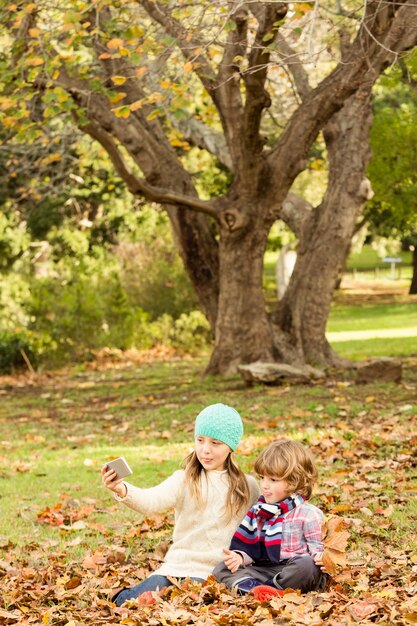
[235,577,263,594]
[136,590,157,606]
[251,585,284,601]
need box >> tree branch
[242,2,288,152]
[80,119,219,219]
[266,0,417,192]
[213,5,247,164]
[275,32,311,101]
[137,0,246,171]
[171,116,232,169]
[137,0,216,91]
[275,192,313,239]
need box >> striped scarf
[230,494,305,564]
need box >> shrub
[170,311,212,353]
[116,234,197,321]
[149,311,212,354]
[0,330,38,374]
[28,272,153,363]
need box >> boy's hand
[101,465,127,498]
[223,549,243,573]
[314,551,328,573]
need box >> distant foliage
[0,231,210,369]
[0,138,207,370]
[0,330,37,374]
[150,311,212,354]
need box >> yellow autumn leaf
[109,92,127,105]
[56,90,69,103]
[40,153,62,166]
[130,99,144,112]
[28,27,40,37]
[0,98,14,110]
[112,105,131,118]
[2,116,16,128]
[99,52,112,60]
[135,66,148,78]
[183,61,193,73]
[107,38,124,50]
[111,75,127,85]
[25,56,44,67]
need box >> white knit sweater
[116,469,260,579]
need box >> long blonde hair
[183,451,250,522]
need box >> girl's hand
[314,551,328,573]
[101,465,127,498]
[223,549,243,573]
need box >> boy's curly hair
[254,439,318,499]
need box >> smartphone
[104,456,133,480]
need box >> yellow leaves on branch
[40,153,62,166]
[111,75,127,86]
[25,56,44,67]
[28,27,41,38]
[135,66,148,78]
[107,38,124,50]
[322,515,350,576]
[108,92,127,105]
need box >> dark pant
[113,575,205,606]
[213,555,325,594]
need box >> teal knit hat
[194,403,243,451]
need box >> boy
[213,439,326,600]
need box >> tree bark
[273,88,374,366]
[206,218,274,374]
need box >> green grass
[327,302,417,332]
[346,245,412,272]
[1,360,416,549]
[330,336,416,359]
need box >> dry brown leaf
[321,515,350,575]
[349,599,379,621]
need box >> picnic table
[382,256,402,279]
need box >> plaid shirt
[240,502,324,565]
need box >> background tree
[366,52,417,293]
[1,0,416,374]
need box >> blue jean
[114,575,205,606]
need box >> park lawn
[0,357,416,625]
[327,301,417,333]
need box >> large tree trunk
[273,89,374,367]
[206,219,274,374]
[409,246,417,294]
[167,209,219,329]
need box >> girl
[101,403,259,606]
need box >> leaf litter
[0,364,416,624]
